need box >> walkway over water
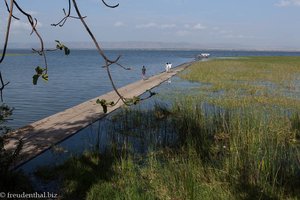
[5,62,193,168]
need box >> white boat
[196,53,210,60]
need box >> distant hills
[8,41,208,50]
[6,41,300,51]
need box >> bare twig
[0,0,155,108]
[115,62,132,70]
[72,0,129,104]
[13,0,48,73]
[0,0,14,64]
[72,0,155,110]
[102,55,131,70]
[51,0,86,27]
[4,0,19,20]
[0,72,10,102]
[102,0,119,8]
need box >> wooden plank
[5,62,192,168]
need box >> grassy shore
[36,57,300,200]
[0,53,31,57]
[179,56,300,109]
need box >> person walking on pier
[165,62,172,72]
[165,63,169,72]
[169,62,172,71]
[142,65,146,80]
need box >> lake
[1,49,299,129]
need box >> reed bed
[35,57,300,199]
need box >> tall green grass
[179,57,300,110]
[35,57,300,199]
[180,57,300,88]
[36,100,300,199]
[171,98,299,199]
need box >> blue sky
[1,0,300,50]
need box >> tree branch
[4,0,19,20]
[0,0,14,64]
[72,0,128,104]
[101,0,119,8]
[51,0,86,27]
[13,0,48,73]
[0,72,10,102]
[0,0,155,108]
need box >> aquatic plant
[34,57,300,199]
[179,57,300,109]
[35,99,300,199]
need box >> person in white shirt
[165,63,169,72]
[168,63,172,71]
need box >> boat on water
[196,53,210,60]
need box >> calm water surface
[2,49,191,128]
[1,49,299,128]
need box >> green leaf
[35,66,44,75]
[55,40,70,55]
[64,46,70,55]
[55,40,63,50]
[96,99,106,105]
[56,45,63,50]
[42,74,48,82]
[33,74,40,85]
[96,99,109,113]
[132,96,140,105]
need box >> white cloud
[160,24,177,29]
[136,22,176,29]
[275,0,300,7]
[192,23,206,30]
[136,22,158,29]
[114,21,125,27]
[13,10,39,16]
[11,20,42,32]
[27,11,39,16]
[11,21,32,31]
[184,23,206,30]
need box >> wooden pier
[4,62,192,168]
